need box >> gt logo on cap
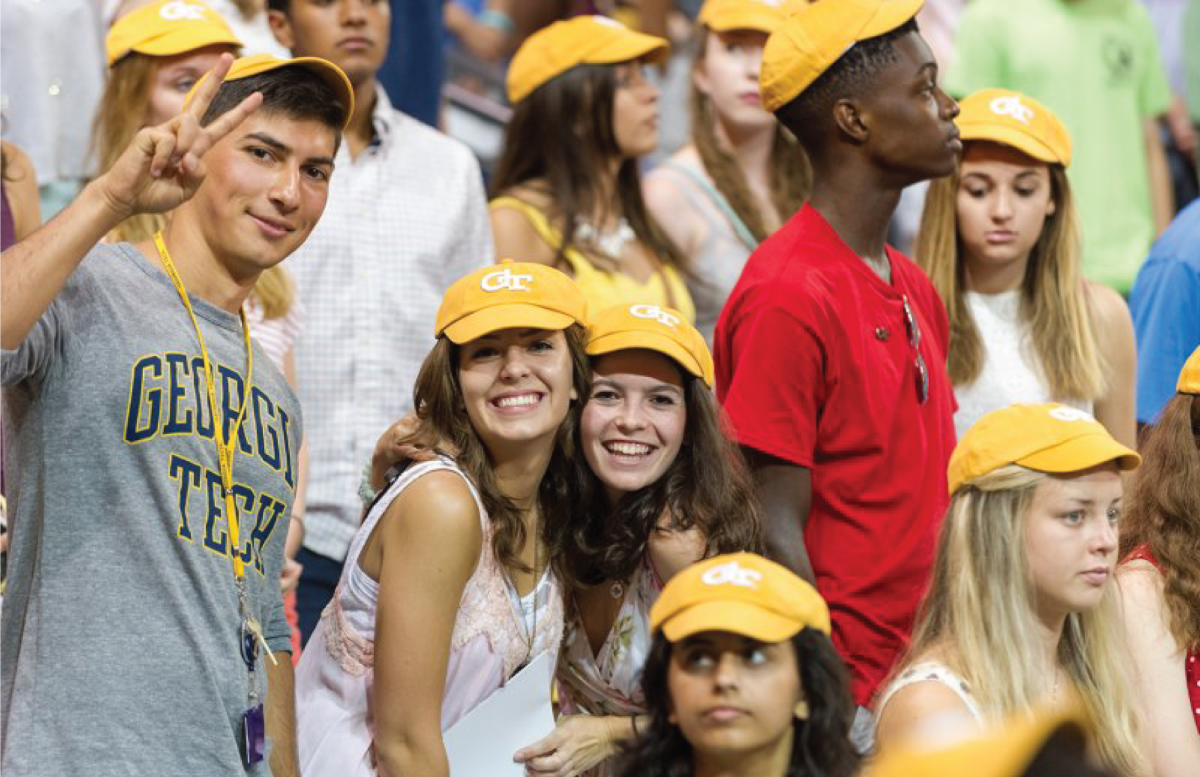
[481,267,534,292]
[630,304,679,328]
[160,1,208,21]
[990,95,1034,125]
[701,561,763,589]
[1048,407,1095,423]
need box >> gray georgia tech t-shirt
[2,243,301,776]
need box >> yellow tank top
[489,196,696,323]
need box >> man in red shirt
[713,0,961,744]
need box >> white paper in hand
[443,650,556,777]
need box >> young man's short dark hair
[266,0,288,12]
[775,19,919,148]
[202,67,346,137]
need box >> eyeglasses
[902,295,930,405]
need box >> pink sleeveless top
[295,458,564,776]
[1123,544,1200,736]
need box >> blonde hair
[914,159,1104,401]
[903,465,1146,777]
[690,30,810,245]
[92,53,165,244]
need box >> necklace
[575,216,636,260]
[609,580,625,600]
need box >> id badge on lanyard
[154,232,275,769]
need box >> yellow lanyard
[153,231,254,579]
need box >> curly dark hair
[615,628,861,777]
[553,376,763,589]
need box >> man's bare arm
[742,447,814,583]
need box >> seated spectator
[645,0,809,345]
[512,303,762,775]
[1129,198,1200,426]
[874,403,1146,777]
[1116,345,1200,777]
[294,262,588,777]
[490,16,695,322]
[615,552,860,777]
[947,0,1174,294]
[915,89,1136,446]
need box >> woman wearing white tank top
[913,89,1136,449]
[294,262,589,777]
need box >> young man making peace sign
[1,53,351,777]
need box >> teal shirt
[948,0,1173,293]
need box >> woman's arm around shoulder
[370,469,484,777]
[1115,563,1200,777]
[873,670,985,754]
[1087,280,1137,450]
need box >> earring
[793,699,809,721]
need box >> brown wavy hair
[690,29,810,245]
[490,63,684,274]
[401,326,591,576]
[559,376,763,589]
[915,158,1105,401]
[1119,392,1200,652]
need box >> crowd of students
[1,1,1198,777]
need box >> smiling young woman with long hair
[644,0,809,343]
[914,90,1136,448]
[511,304,761,776]
[874,403,1147,777]
[489,16,694,322]
[294,262,591,777]
[1116,345,1200,777]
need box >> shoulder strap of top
[875,661,985,725]
[345,458,487,575]
[657,161,758,249]
[488,196,595,279]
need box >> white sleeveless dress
[953,290,1092,437]
[295,457,564,776]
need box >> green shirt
[948,0,1173,292]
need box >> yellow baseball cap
[650,553,832,643]
[506,16,669,104]
[185,53,355,130]
[759,0,923,114]
[435,260,588,344]
[948,403,1140,495]
[1177,344,1200,394]
[698,0,793,33]
[107,0,242,66]
[956,89,1072,167]
[870,709,1090,777]
[586,304,714,386]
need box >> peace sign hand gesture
[97,53,263,220]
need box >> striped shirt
[290,86,492,561]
